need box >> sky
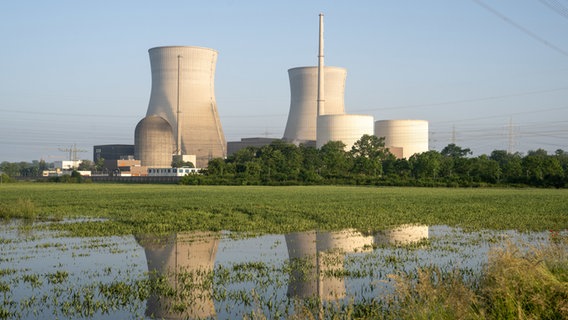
[1,0,567,162]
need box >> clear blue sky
[1,0,567,162]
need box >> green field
[1,184,567,236]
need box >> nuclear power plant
[281,14,420,154]
[135,46,226,169]
[131,15,428,173]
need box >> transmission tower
[58,144,87,161]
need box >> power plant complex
[128,14,428,172]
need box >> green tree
[490,150,523,183]
[78,160,95,171]
[350,135,389,176]
[522,149,564,186]
[409,150,442,179]
[319,141,351,178]
[299,144,323,183]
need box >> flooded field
[0,221,561,319]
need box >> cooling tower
[134,115,174,168]
[316,114,374,150]
[283,66,347,144]
[142,46,226,168]
[374,120,429,159]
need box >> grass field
[1,184,567,236]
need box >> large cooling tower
[316,114,374,150]
[141,46,226,168]
[135,115,174,168]
[283,66,346,144]
[374,120,429,159]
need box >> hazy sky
[1,0,567,162]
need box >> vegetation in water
[0,231,565,319]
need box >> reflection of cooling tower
[283,66,346,144]
[134,115,174,168]
[137,232,219,320]
[374,120,429,159]
[316,114,374,150]
[285,229,374,301]
[139,46,226,168]
[374,225,429,245]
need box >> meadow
[1,184,567,319]
[1,183,567,236]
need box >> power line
[353,86,568,112]
[472,0,568,58]
[538,0,568,20]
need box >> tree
[319,141,351,178]
[350,135,390,176]
[522,149,564,186]
[299,144,323,183]
[490,150,522,183]
[441,144,472,158]
[78,160,95,171]
[409,150,442,179]
[171,160,194,168]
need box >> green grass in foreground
[1,184,567,236]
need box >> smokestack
[317,13,325,116]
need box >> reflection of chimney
[285,229,374,302]
[137,232,219,319]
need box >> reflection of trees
[136,232,219,320]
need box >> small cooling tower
[374,120,429,159]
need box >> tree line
[181,135,568,188]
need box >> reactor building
[135,46,226,168]
[374,120,429,159]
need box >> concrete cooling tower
[283,66,346,144]
[136,46,226,168]
[374,120,429,159]
[316,114,374,150]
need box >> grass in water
[384,234,568,320]
[0,198,36,220]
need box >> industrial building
[93,144,134,162]
[135,46,226,168]
[227,137,279,156]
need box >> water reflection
[285,226,428,302]
[136,232,219,319]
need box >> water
[0,222,553,319]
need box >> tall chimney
[317,13,325,116]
